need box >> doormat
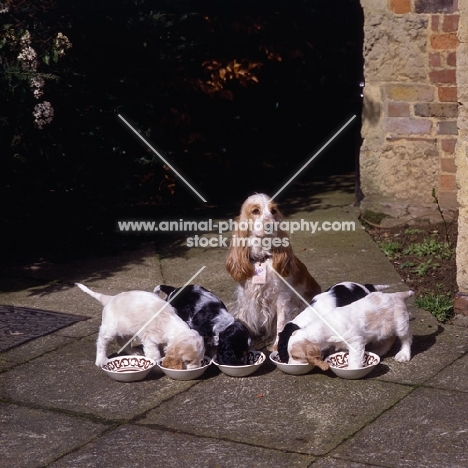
[0,305,90,352]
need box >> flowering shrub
[1,2,72,129]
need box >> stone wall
[359,0,459,222]
[359,0,468,319]
[454,0,468,319]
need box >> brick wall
[360,0,460,220]
[390,0,458,209]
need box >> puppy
[154,284,252,365]
[76,283,205,369]
[217,321,252,365]
[277,282,390,362]
[225,193,321,350]
[287,290,414,369]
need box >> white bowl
[212,351,265,377]
[269,351,315,375]
[157,356,212,380]
[325,351,380,379]
[101,355,157,382]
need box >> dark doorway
[110,0,365,205]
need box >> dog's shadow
[362,324,445,378]
[385,324,444,359]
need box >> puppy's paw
[394,350,411,362]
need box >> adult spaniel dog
[225,193,321,349]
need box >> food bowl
[269,351,315,375]
[157,356,212,380]
[101,355,157,382]
[212,351,265,377]
[325,351,380,379]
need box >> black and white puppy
[277,282,390,363]
[154,284,252,365]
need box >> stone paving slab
[374,319,468,386]
[47,424,316,468]
[0,336,201,421]
[139,363,412,456]
[331,386,468,468]
[0,402,108,468]
[0,334,76,371]
[425,352,468,393]
[310,458,382,467]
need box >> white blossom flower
[20,31,31,46]
[18,45,38,71]
[33,101,54,129]
[54,32,72,56]
[30,76,45,99]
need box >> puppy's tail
[75,283,113,306]
[153,284,177,300]
[365,284,394,292]
[393,290,415,300]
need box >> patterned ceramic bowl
[212,351,265,377]
[101,355,157,382]
[325,351,380,379]
[157,356,212,381]
[269,351,315,375]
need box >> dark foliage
[1,0,364,254]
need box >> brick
[386,118,432,135]
[386,137,437,144]
[441,157,456,173]
[439,174,456,191]
[437,121,458,134]
[429,52,441,67]
[441,138,457,153]
[390,0,411,14]
[438,86,458,101]
[386,85,434,102]
[414,102,458,118]
[415,0,455,13]
[431,15,440,31]
[430,33,459,49]
[447,51,456,66]
[442,14,459,31]
[388,101,410,117]
[438,191,458,210]
[429,69,457,84]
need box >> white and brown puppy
[277,281,391,363]
[226,193,321,350]
[76,283,205,369]
[287,290,414,370]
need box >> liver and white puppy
[277,282,390,362]
[76,283,205,369]
[287,290,414,370]
[154,284,252,365]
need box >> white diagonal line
[118,114,207,203]
[117,265,206,354]
[268,265,357,352]
[270,114,357,201]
